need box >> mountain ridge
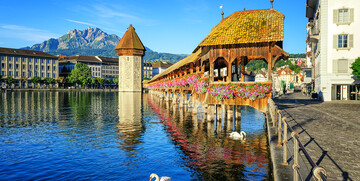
[22,27,187,63]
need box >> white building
[306,0,360,101]
[255,72,267,82]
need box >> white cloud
[93,5,137,19]
[0,25,60,42]
[65,19,96,26]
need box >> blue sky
[0,0,307,54]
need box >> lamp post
[270,0,274,9]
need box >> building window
[338,35,348,48]
[29,72,32,77]
[1,63,4,68]
[22,72,25,76]
[47,59,50,64]
[53,66,56,71]
[15,72,18,76]
[2,71,5,76]
[41,59,44,63]
[16,64,19,69]
[8,71,11,76]
[41,73,43,77]
[41,66,44,70]
[1,56,4,60]
[47,73,50,77]
[338,59,348,73]
[35,58,38,63]
[338,9,349,23]
[15,57,18,61]
[334,8,354,25]
[22,57,25,62]
[53,60,55,64]
[334,34,353,49]
[35,65,38,70]
[47,66,50,71]
[53,74,55,78]
[29,65,32,70]
[333,59,349,74]
[9,64,12,68]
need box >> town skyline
[0,0,307,54]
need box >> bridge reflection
[148,93,270,180]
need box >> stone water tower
[115,25,146,92]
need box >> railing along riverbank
[267,98,327,181]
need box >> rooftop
[197,9,284,49]
[152,61,173,68]
[115,25,146,51]
[0,47,57,58]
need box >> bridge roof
[149,49,201,82]
[196,9,284,50]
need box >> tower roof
[115,25,145,51]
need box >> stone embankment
[271,92,360,180]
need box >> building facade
[143,62,152,79]
[152,61,173,77]
[0,47,58,88]
[306,0,360,101]
[58,55,118,80]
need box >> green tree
[44,77,55,88]
[113,78,119,85]
[56,76,66,88]
[91,77,96,88]
[7,76,15,87]
[20,76,28,88]
[67,63,92,87]
[31,76,41,88]
[351,57,360,79]
[97,78,105,88]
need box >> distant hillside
[22,27,187,64]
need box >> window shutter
[350,8,354,23]
[349,34,354,48]
[333,60,337,73]
[333,9,338,24]
[333,35,338,49]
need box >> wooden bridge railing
[268,98,327,181]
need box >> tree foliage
[7,76,15,85]
[31,76,41,84]
[67,63,92,86]
[113,78,119,85]
[351,57,360,79]
[97,78,105,86]
[45,77,55,85]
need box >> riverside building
[58,55,119,80]
[306,0,360,101]
[0,47,58,88]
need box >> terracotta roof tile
[115,25,145,51]
[198,9,284,47]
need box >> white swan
[229,131,246,140]
[149,173,171,181]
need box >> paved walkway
[274,92,360,181]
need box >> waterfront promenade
[274,92,360,180]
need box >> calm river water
[0,91,271,180]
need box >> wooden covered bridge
[144,8,289,118]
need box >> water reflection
[148,93,270,180]
[0,91,270,180]
[117,92,144,156]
